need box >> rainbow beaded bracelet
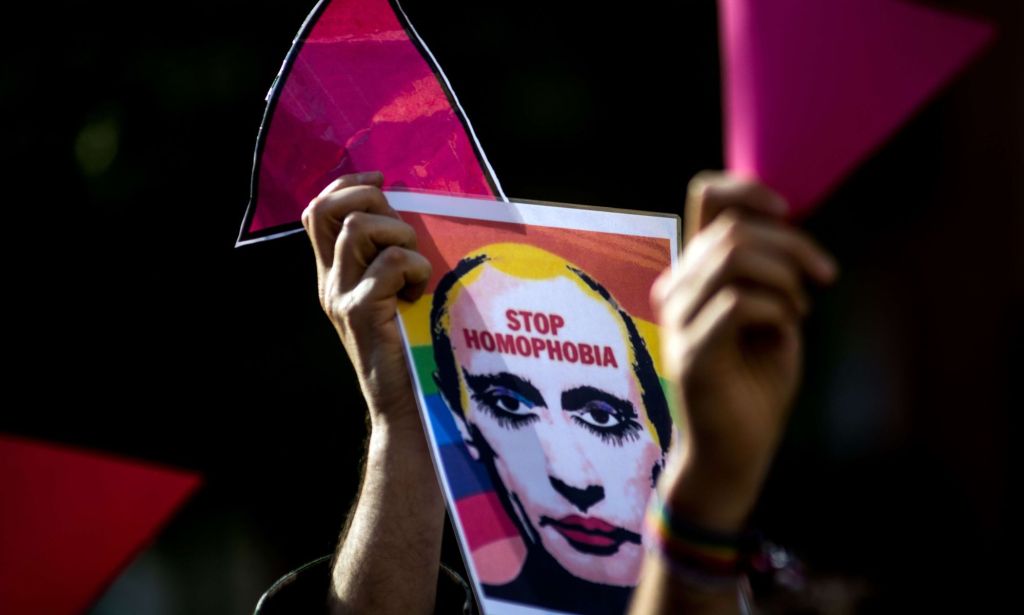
[643,490,745,589]
[643,490,807,594]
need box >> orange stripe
[402,212,671,322]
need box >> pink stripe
[471,535,527,585]
[455,491,520,549]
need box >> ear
[434,371,480,461]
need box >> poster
[389,191,680,614]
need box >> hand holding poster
[389,191,680,614]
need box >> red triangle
[0,435,200,615]
[718,0,995,216]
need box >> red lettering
[545,339,563,361]
[531,337,546,358]
[550,313,565,336]
[518,310,535,332]
[563,341,579,363]
[506,309,521,331]
[467,321,614,367]
[495,333,517,355]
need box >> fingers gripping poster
[389,191,680,614]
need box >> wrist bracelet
[643,490,744,589]
[643,490,808,595]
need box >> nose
[549,476,604,513]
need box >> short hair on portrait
[429,244,672,454]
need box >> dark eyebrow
[561,386,637,418]
[463,371,546,407]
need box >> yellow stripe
[398,295,434,346]
[635,318,663,378]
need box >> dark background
[4,0,1021,613]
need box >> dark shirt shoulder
[253,555,475,615]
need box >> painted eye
[494,393,523,413]
[486,386,535,415]
[575,401,622,429]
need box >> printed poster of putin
[389,191,680,614]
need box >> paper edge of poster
[386,191,679,251]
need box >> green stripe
[412,345,438,395]
[659,377,682,427]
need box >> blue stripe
[426,393,495,498]
[439,443,494,499]
[426,393,463,446]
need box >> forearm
[329,411,446,615]
[302,172,445,614]
[633,173,830,614]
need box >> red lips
[559,514,617,533]
[552,514,619,547]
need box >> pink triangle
[718,0,995,216]
[0,435,201,615]
[239,0,500,244]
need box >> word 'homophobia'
[460,309,619,367]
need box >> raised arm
[631,174,837,614]
[301,172,444,615]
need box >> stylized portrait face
[433,246,670,588]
